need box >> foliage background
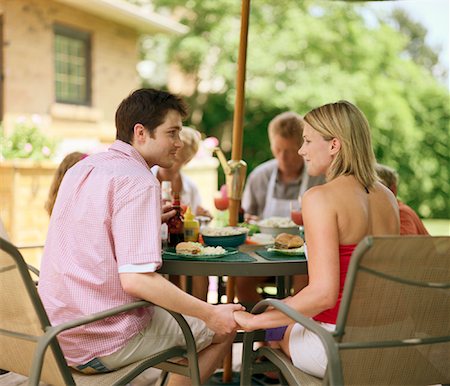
[0,120,57,161]
[134,0,449,218]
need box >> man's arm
[120,272,243,335]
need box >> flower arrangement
[0,117,57,161]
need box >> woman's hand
[234,310,256,332]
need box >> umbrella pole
[223,0,250,383]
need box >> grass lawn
[423,219,450,236]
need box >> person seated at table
[38,88,243,385]
[242,111,324,221]
[234,100,400,379]
[152,126,211,217]
[153,126,212,301]
[45,151,88,216]
[375,163,429,235]
[237,112,324,306]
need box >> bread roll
[176,242,202,255]
[274,233,304,249]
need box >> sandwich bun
[274,233,304,249]
[176,242,202,255]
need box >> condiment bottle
[160,181,172,249]
[167,192,184,247]
[183,206,199,242]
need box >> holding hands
[207,303,246,336]
[233,310,256,332]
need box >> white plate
[164,247,238,259]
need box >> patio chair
[0,237,201,386]
[241,235,450,385]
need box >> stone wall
[0,158,219,267]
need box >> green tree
[137,0,449,218]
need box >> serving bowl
[257,217,299,237]
[201,227,248,248]
[258,225,299,237]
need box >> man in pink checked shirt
[38,88,243,385]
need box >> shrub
[0,120,57,161]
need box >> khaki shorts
[98,307,214,371]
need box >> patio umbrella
[222,0,250,382]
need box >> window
[54,24,91,105]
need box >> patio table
[158,243,308,383]
[158,244,308,298]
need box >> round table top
[158,245,308,277]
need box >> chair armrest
[27,264,40,277]
[47,300,152,337]
[251,299,334,341]
[32,301,199,384]
[245,298,344,385]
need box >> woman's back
[325,175,399,245]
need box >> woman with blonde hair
[153,126,210,217]
[45,152,87,216]
[234,101,399,378]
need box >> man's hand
[205,303,245,335]
[244,213,259,222]
[196,205,213,219]
[161,203,175,223]
[233,310,256,332]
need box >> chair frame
[0,237,201,385]
[241,236,450,386]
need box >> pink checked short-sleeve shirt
[38,140,162,366]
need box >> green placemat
[256,249,306,262]
[163,250,255,262]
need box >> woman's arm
[235,187,341,331]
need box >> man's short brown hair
[268,111,304,141]
[115,88,188,144]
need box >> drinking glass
[290,200,303,226]
[213,191,229,227]
[214,191,229,211]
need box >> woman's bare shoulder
[303,183,330,202]
[302,182,338,216]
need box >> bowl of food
[258,217,299,237]
[201,226,248,248]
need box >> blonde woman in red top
[234,101,399,378]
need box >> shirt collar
[109,140,150,171]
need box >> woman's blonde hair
[304,100,377,189]
[45,152,87,216]
[178,126,201,165]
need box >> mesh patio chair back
[0,237,72,385]
[334,236,450,385]
[241,236,450,386]
[0,237,201,386]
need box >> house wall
[0,159,219,268]
[0,0,140,143]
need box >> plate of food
[247,233,275,246]
[164,242,238,258]
[258,217,299,237]
[266,233,305,256]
